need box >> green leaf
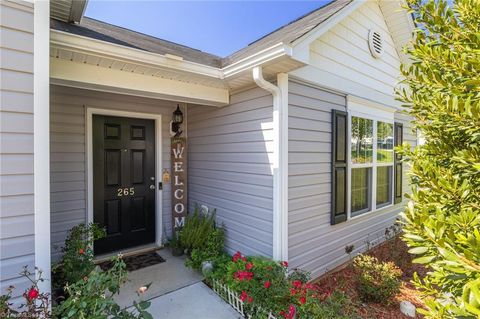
[408,246,429,254]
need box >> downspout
[253,66,288,261]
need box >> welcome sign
[171,137,187,232]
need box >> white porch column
[34,0,51,294]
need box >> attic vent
[368,30,383,58]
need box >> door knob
[150,185,155,190]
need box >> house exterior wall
[188,87,274,257]
[49,85,180,260]
[0,0,35,298]
[286,1,415,278]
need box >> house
[0,0,416,299]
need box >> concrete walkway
[146,282,241,319]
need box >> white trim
[50,58,229,107]
[34,0,51,295]
[223,43,293,78]
[51,30,223,79]
[86,108,164,250]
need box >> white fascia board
[223,43,293,78]
[50,30,223,79]
[290,1,365,64]
[50,58,229,106]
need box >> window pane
[377,122,394,163]
[376,166,392,207]
[351,117,373,164]
[351,168,371,215]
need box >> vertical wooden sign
[171,137,187,232]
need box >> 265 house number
[117,187,135,197]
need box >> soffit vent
[368,29,383,58]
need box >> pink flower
[247,296,253,303]
[245,262,253,270]
[232,251,242,262]
[290,288,297,295]
[264,281,271,289]
[280,305,296,319]
[299,296,306,304]
[281,261,288,268]
[240,291,248,302]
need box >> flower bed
[211,279,278,319]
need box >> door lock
[158,182,163,190]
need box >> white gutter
[253,67,288,261]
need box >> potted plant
[169,233,184,257]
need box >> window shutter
[394,122,403,204]
[331,110,348,225]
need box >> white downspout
[253,67,288,261]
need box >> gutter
[253,66,289,261]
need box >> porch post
[34,0,51,294]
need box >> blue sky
[84,1,331,57]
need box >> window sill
[346,202,402,223]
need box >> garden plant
[398,0,480,317]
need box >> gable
[290,1,404,107]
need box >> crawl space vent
[368,29,383,58]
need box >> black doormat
[99,251,165,272]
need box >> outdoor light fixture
[170,104,184,137]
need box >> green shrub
[296,290,359,319]
[53,223,105,289]
[185,226,225,270]
[353,254,402,303]
[53,256,152,319]
[397,0,480,317]
[179,206,216,252]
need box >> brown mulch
[314,236,427,319]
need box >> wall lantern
[170,104,184,137]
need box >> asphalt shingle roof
[51,0,352,68]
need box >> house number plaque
[117,187,135,197]
[171,137,187,231]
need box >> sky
[84,1,332,57]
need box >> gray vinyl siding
[0,0,35,298]
[188,87,274,257]
[49,86,180,260]
[287,79,415,279]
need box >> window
[349,116,394,217]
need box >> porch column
[34,0,51,294]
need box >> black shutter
[331,110,348,225]
[394,122,403,204]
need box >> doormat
[99,251,165,272]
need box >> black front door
[93,115,156,255]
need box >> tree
[397,0,480,317]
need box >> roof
[222,0,352,66]
[51,0,353,68]
[51,17,223,68]
[50,0,88,23]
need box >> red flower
[264,281,271,289]
[299,296,306,304]
[290,288,297,295]
[245,262,253,270]
[232,251,242,262]
[281,261,288,268]
[79,248,85,255]
[280,305,296,319]
[26,288,39,300]
[247,296,253,303]
[234,270,253,281]
[292,280,302,289]
[240,291,248,302]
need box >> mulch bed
[314,236,427,319]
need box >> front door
[93,115,156,255]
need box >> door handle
[150,185,155,190]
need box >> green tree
[397,0,480,317]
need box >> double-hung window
[331,98,402,225]
[349,116,394,217]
